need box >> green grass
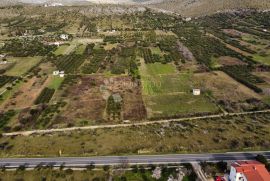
[240,34,270,65]
[145,63,176,75]
[53,45,70,55]
[140,63,218,117]
[75,44,86,55]
[142,74,191,95]
[145,94,218,117]
[0,80,23,105]
[5,57,42,76]
[210,56,222,68]
[47,76,64,90]
[253,53,270,65]
[114,171,154,181]
[150,46,162,55]
[263,96,270,105]
[53,43,77,55]
[242,34,256,42]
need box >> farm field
[0,76,50,110]
[4,57,42,76]
[53,45,70,55]
[0,80,23,105]
[210,56,246,68]
[140,62,219,118]
[47,76,64,90]
[75,44,87,55]
[143,62,176,75]
[193,71,266,112]
[55,75,146,127]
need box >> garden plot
[0,76,50,110]
[223,31,270,65]
[239,34,270,65]
[211,56,247,68]
[75,44,87,55]
[252,72,270,103]
[4,57,42,76]
[57,75,146,127]
[194,71,265,112]
[53,45,70,55]
[140,62,219,118]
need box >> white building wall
[229,166,248,181]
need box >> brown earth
[194,71,263,112]
[217,56,247,66]
[194,71,261,101]
[57,75,146,126]
[0,76,49,110]
[223,29,245,37]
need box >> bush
[34,87,55,105]
[255,154,268,165]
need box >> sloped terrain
[150,0,270,17]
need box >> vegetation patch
[53,54,85,73]
[0,110,16,131]
[0,75,17,88]
[140,63,218,118]
[0,113,269,156]
[34,87,55,105]
[5,57,42,76]
[221,65,265,93]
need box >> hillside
[2,0,270,17]
[149,0,270,17]
[0,0,20,6]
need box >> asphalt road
[0,152,269,168]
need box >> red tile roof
[232,161,270,181]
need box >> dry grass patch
[57,75,146,126]
[0,76,50,110]
[0,113,269,157]
[194,71,261,101]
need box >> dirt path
[2,109,270,137]
[191,162,208,181]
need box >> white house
[0,61,7,65]
[229,161,270,181]
[59,71,65,77]
[53,70,60,76]
[60,34,69,40]
[193,89,201,96]
[54,42,60,46]
[185,17,192,22]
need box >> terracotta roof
[232,161,270,181]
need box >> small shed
[60,34,69,40]
[59,71,65,77]
[193,89,201,96]
[53,70,59,76]
[0,61,7,65]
